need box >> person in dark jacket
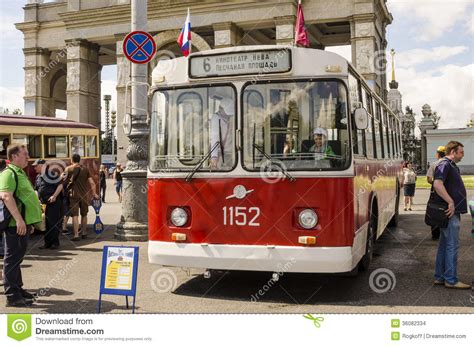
[433,141,470,289]
[99,164,107,203]
[33,159,63,249]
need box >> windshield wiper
[185,142,220,182]
[219,119,225,164]
[253,143,296,182]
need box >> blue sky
[1,0,473,130]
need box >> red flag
[295,0,309,47]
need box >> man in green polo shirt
[0,144,42,307]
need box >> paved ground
[1,181,473,313]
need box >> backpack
[0,167,19,231]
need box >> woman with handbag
[402,162,417,211]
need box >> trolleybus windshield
[150,85,237,172]
[242,80,350,171]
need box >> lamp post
[111,110,116,161]
[104,95,111,137]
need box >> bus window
[177,92,204,164]
[11,134,41,157]
[27,135,42,158]
[150,86,236,171]
[390,117,395,159]
[348,73,364,156]
[44,135,68,158]
[243,90,265,168]
[242,80,350,170]
[12,134,27,145]
[348,73,361,112]
[385,125,391,159]
[0,134,10,158]
[71,135,84,156]
[366,115,374,159]
[374,102,383,158]
[86,136,97,157]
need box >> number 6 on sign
[223,206,260,226]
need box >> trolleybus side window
[44,135,68,158]
[396,121,402,157]
[365,93,374,159]
[10,134,41,158]
[384,109,391,159]
[27,135,42,158]
[389,116,395,159]
[348,73,365,156]
[242,80,350,171]
[86,135,97,157]
[71,135,84,156]
[150,86,236,171]
[374,101,383,159]
[0,134,9,158]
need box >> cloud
[0,86,24,112]
[387,0,473,41]
[395,46,468,68]
[0,3,24,46]
[389,63,474,129]
[467,14,474,33]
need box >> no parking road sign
[123,31,156,64]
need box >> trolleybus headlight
[171,207,188,227]
[298,209,318,229]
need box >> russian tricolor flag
[177,8,191,57]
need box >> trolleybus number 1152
[222,206,261,226]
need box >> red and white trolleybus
[147,46,402,274]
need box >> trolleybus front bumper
[148,241,363,273]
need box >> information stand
[98,246,139,313]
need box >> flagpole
[294,0,301,46]
[293,0,301,47]
[188,8,192,56]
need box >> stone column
[350,19,377,91]
[275,16,295,45]
[115,33,131,166]
[213,22,242,48]
[419,104,436,172]
[66,39,101,127]
[23,47,53,117]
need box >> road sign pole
[116,0,150,241]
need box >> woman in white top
[402,162,417,211]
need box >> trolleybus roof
[0,114,97,129]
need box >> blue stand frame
[97,246,139,313]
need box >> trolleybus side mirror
[354,108,369,130]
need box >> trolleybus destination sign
[189,49,291,78]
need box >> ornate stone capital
[126,137,148,171]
